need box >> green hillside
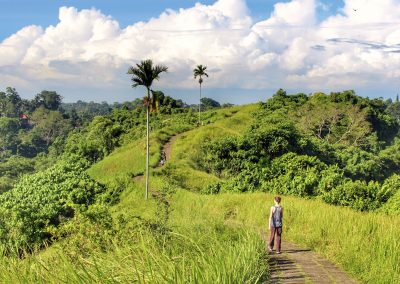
[0,91,399,283]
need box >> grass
[5,188,395,283]
[0,105,267,284]
[172,190,400,283]
[0,178,269,283]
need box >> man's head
[274,196,281,204]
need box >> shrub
[262,153,327,196]
[378,174,400,203]
[379,191,400,215]
[322,180,381,211]
[316,165,345,195]
[0,156,105,251]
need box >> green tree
[193,65,209,125]
[0,87,22,117]
[200,97,221,110]
[33,90,63,110]
[30,107,71,146]
[0,117,20,158]
[127,59,168,199]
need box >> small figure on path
[159,150,166,166]
[268,196,283,254]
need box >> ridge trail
[136,129,359,284]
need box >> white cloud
[0,0,400,102]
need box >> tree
[193,65,209,125]
[0,87,22,117]
[0,117,20,158]
[150,90,164,113]
[127,59,168,199]
[29,107,71,146]
[33,90,62,110]
[200,97,221,110]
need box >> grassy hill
[88,101,399,283]
[0,94,399,283]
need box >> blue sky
[0,0,344,40]
[0,0,399,104]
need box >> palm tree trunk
[199,83,202,125]
[145,88,150,200]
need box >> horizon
[1,0,400,104]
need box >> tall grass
[283,196,400,284]
[0,183,268,284]
[1,233,266,283]
[173,191,399,284]
[162,102,400,283]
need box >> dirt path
[133,134,180,181]
[267,241,358,284]
[163,134,180,162]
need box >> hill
[0,90,399,283]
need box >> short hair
[274,196,281,203]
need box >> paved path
[267,241,358,284]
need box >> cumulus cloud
[0,0,400,102]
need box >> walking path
[267,241,358,284]
[163,134,179,161]
[133,133,180,181]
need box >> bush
[378,174,400,203]
[247,117,302,158]
[338,148,385,181]
[316,165,345,195]
[261,153,327,196]
[380,191,400,215]
[322,180,381,211]
[0,156,105,251]
[64,117,122,163]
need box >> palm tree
[128,59,168,199]
[193,65,208,125]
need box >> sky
[0,0,399,104]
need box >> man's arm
[268,207,274,229]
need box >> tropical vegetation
[0,80,399,283]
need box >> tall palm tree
[193,65,208,125]
[128,59,168,199]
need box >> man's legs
[268,227,276,250]
[276,227,282,252]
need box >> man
[268,196,283,254]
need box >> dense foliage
[0,156,105,251]
[198,90,400,213]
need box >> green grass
[169,189,400,283]
[0,178,269,283]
